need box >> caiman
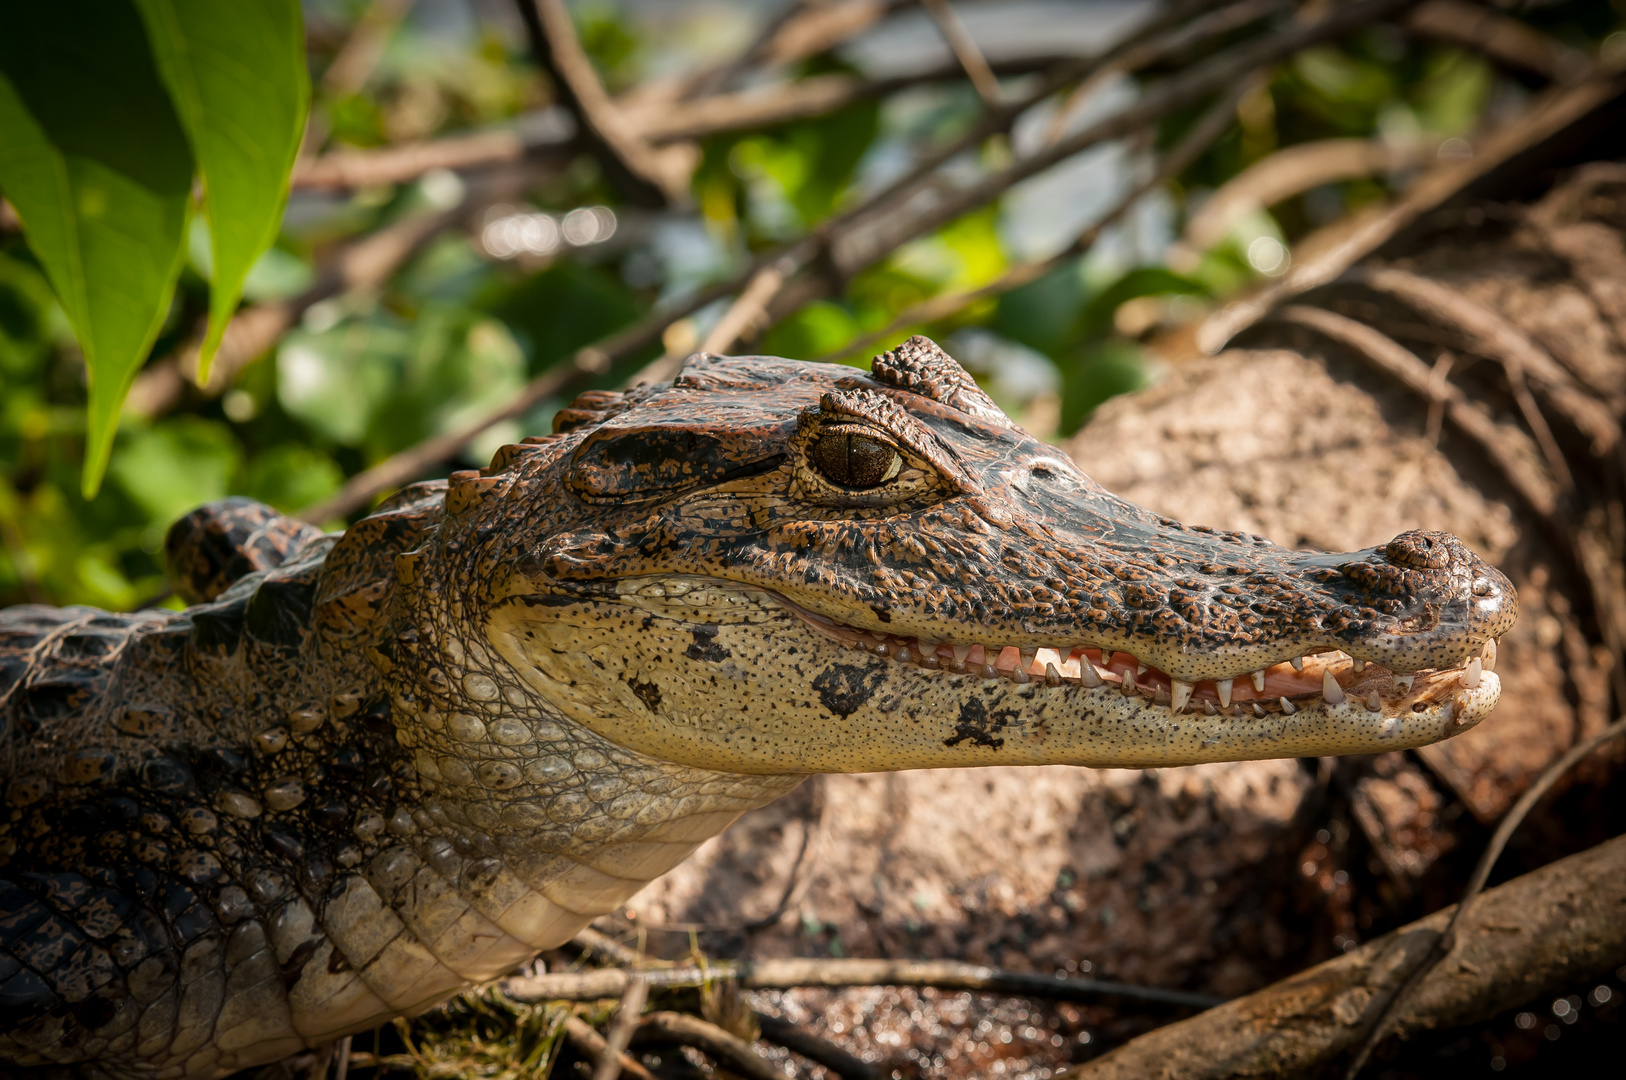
[0,337,1514,1078]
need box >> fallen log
[1060,832,1626,1078]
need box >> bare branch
[514,0,690,206]
[1062,828,1626,1078]
[632,1012,782,1080]
[502,957,1222,1009]
[1180,137,1427,251]
[1404,0,1592,83]
[831,0,1417,277]
[127,206,461,417]
[590,975,649,1080]
[1271,304,1561,520]
[320,0,413,98]
[1197,63,1626,354]
[755,1012,880,1080]
[563,1016,657,1080]
[920,0,1002,106]
[821,69,1258,363]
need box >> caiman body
[0,339,1514,1078]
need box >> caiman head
[405,336,1514,776]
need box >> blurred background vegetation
[2,0,1622,612]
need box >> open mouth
[771,592,1496,719]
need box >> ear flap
[868,336,1008,424]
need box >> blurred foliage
[2,0,1623,610]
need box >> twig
[564,1014,657,1080]
[503,957,1223,1009]
[1348,266,1620,456]
[321,0,413,98]
[332,1035,352,1080]
[920,0,1002,106]
[700,259,793,356]
[631,1012,785,1080]
[1341,714,1626,1078]
[591,973,649,1080]
[1404,0,1591,83]
[1270,305,1562,519]
[514,0,685,206]
[1181,138,1427,251]
[1197,62,1626,354]
[127,205,462,416]
[822,68,1256,364]
[756,1011,881,1080]
[575,926,647,968]
[829,0,1416,277]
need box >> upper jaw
[770,585,1501,722]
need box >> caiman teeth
[1321,669,1345,706]
[774,595,1500,718]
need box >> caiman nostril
[1383,529,1459,570]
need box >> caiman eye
[811,431,902,489]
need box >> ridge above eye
[812,429,902,489]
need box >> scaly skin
[0,339,1513,1078]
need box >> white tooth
[1392,674,1415,693]
[1170,679,1194,713]
[1321,670,1345,706]
[1440,700,1456,726]
[1011,666,1031,684]
[981,663,999,680]
[1483,638,1497,672]
[1136,660,1148,676]
[1121,672,1138,696]
[1217,678,1233,708]
[1204,700,1217,716]
[1290,655,1303,672]
[1019,647,1038,671]
[895,647,914,663]
[952,643,973,664]
[1252,702,1266,717]
[1461,657,1482,689]
[1280,697,1297,715]
[1365,691,1382,712]
[1250,670,1266,693]
[1352,658,1367,673]
[1044,663,1062,687]
[1055,645,1074,663]
[1079,661,1104,688]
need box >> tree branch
[513,0,688,206]
[1404,0,1592,83]
[1196,62,1626,354]
[920,0,1002,106]
[502,957,1223,1009]
[1061,828,1626,1078]
[631,1012,782,1080]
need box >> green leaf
[133,0,309,384]
[0,1,195,497]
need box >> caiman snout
[1380,529,1518,643]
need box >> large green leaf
[134,0,308,384]
[0,1,195,497]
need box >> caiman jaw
[773,587,1498,727]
